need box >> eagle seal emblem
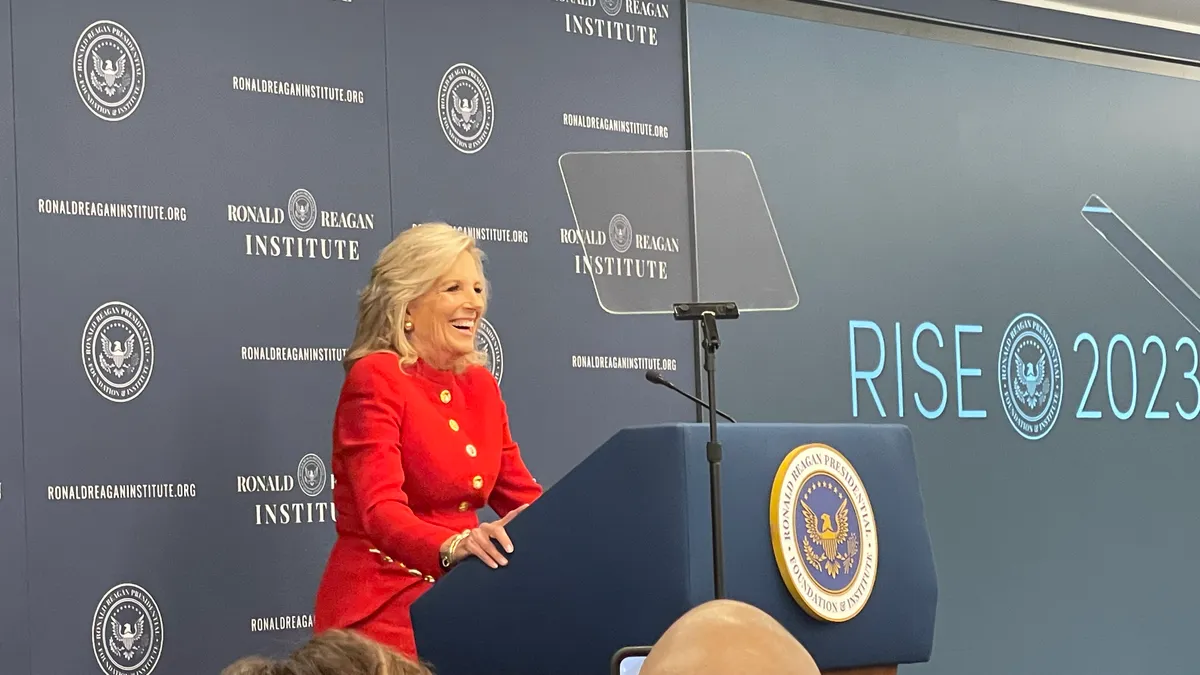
[287,188,317,233]
[437,63,494,155]
[770,443,877,622]
[82,301,154,403]
[608,214,633,254]
[297,453,328,498]
[92,582,164,675]
[73,20,145,122]
[998,312,1063,441]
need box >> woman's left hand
[453,503,530,568]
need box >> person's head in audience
[639,599,821,675]
[221,629,432,675]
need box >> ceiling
[999,0,1200,32]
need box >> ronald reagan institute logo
[998,312,1064,441]
[438,63,494,154]
[73,20,145,122]
[82,301,154,403]
[608,213,633,254]
[770,444,877,623]
[287,188,318,233]
[297,453,328,498]
[475,317,503,386]
[92,582,164,675]
[237,453,335,526]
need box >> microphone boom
[644,370,737,423]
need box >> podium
[410,423,938,675]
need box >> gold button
[440,390,451,404]
[424,575,435,583]
[472,475,483,489]
[458,501,470,512]
[465,444,477,457]
[449,419,459,431]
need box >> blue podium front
[410,423,938,675]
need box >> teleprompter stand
[557,148,800,603]
[672,301,740,599]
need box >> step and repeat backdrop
[0,0,688,673]
[0,5,25,675]
[688,4,1200,675]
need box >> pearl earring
[404,320,414,332]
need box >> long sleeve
[336,360,457,578]
[486,381,543,517]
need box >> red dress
[313,353,543,659]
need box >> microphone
[644,370,737,423]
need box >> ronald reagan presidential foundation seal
[73,20,145,122]
[770,443,877,622]
[92,582,164,675]
[438,63,494,154]
[998,312,1064,441]
[81,301,154,403]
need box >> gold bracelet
[449,529,470,560]
[442,529,472,568]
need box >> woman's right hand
[442,503,530,569]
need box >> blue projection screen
[687,4,1200,675]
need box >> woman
[222,629,431,675]
[313,223,543,659]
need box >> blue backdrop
[0,1,689,673]
[0,5,26,674]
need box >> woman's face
[406,250,485,367]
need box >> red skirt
[320,584,426,661]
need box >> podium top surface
[411,422,938,675]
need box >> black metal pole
[701,311,725,600]
[672,302,738,601]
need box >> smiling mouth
[451,319,475,335]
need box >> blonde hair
[221,629,433,675]
[345,222,489,373]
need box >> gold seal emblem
[769,443,878,622]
